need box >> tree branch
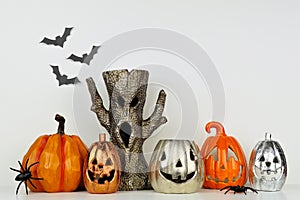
[142,90,167,138]
[86,77,110,131]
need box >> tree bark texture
[86,69,167,190]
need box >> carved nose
[120,122,132,148]
[176,160,183,167]
[266,162,271,167]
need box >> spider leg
[28,178,37,189]
[24,180,28,195]
[16,180,24,195]
[25,159,29,171]
[244,191,247,195]
[18,161,25,172]
[245,187,258,194]
[27,162,39,171]
[31,177,43,180]
[224,188,231,194]
[9,167,21,173]
[220,186,231,191]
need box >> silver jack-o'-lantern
[249,133,287,191]
[150,139,204,193]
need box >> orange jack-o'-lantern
[200,121,247,189]
[83,134,121,193]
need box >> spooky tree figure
[86,69,167,190]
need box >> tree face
[104,70,148,149]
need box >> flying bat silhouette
[67,45,101,65]
[50,65,80,86]
[40,27,73,48]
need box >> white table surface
[1,184,299,200]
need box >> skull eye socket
[118,96,125,107]
[259,155,265,162]
[273,156,279,163]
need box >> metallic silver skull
[249,133,287,191]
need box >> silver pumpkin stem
[265,132,272,140]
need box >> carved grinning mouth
[255,165,282,174]
[160,170,196,183]
[207,166,243,183]
[263,169,276,175]
[254,165,282,181]
[88,170,115,184]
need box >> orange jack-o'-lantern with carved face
[83,134,121,193]
[200,121,247,189]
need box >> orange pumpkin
[83,134,121,193]
[200,121,247,189]
[22,114,88,192]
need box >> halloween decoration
[21,114,88,192]
[249,133,287,191]
[10,159,43,195]
[200,121,247,189]
[40,27,73,48]
[86,69,167,190]
[220,185,258,195]
[50,65,80,86]
[67,45,101,65]
[83,133,121,193]
[149,139,204,193]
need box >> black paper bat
[40,27,73,48]
[67,45,101,65]
[50,65,80,86]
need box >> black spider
[220,185,258,195]
[9,159,43,195]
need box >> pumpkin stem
[265,132,272,140]
[99,133,106,142]
[55,114,65,135]
[205,121,227,136]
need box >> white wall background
[1,0,300,187]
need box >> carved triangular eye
[207,147,217,160]
[227,147,238,161]
[161,151,166,161]
[130,96,139,107]
[273,157,279,163]
[190,149,195,161]
[92,158,97,165]
[105,158,112,166]
[259,155,265,162]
